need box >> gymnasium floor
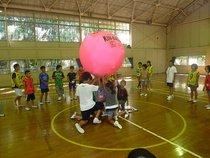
[0,74,210,158]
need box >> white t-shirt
[76,83,99,111]
[166,66,177,83]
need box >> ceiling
[0,0,209,26]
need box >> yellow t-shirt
[136,66,142,77]
[11,72,23,88]
[147,66,154,77]
[188,71,199,86]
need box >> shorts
[81,103,101,120]
[95,101,104,109]
[55,86,64,96]
[105,108,118,117]
[118,100,126,110]
[41,88,49,93]
[14,88,23,97]
[27,93,35,101]
[167,83,174,87]
[141,79,148,86]
[69,82,76,90]
[188,85,198,91]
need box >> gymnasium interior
[0,0,210,158]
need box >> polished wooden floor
[0,74,210,158]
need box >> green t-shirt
[52,71,64,87]
[188,71,199,86]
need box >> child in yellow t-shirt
[146,61,154,90]
[187,64,200,103]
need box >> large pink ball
[79,31,125,77]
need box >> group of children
[71,72,129,134]
[10,63,83,111]
[136,60,154,96]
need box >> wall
[167,3,210,74]
[0,23,167,87]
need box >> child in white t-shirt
[166,60,177,101]
[72,72,102,134]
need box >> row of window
[0,58,133,74]
[0,15,130,45]
[174,55,206,66]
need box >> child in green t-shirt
[52,65,65,101]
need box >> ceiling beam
[75,0,81,14]
[131,0,136,21]
[132,4,154,22]
[6,0,12,6]
[107,0,110,18]
[110,0,133,17]
[48,0,59,9]
[168,0,200,25]
[39,0,46,9]
[82,0,100,14]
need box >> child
[76,66,84,84]
[203,65,210,110]
[117,79,129,118]
[187,64,200,103]
[11,63,23,107]
[23,70,36,111]
[140,64,149,97]
[52,65,65,101]
[146,61,154,90]
[104,80,122,129]
[67,66,77,100]
[39,66,50,105]
[73,72,102,134]
[166,60,177,101]
[136,62,142,89]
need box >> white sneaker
[114,121,122,129]
[144,93,148,97]
[75,123,85,134]
[188,99,193,102]
[0,113,5,117]
[70,112,77,119]
[39,102,43,105]
[205,105,209,108]
[167,95,172,101]
[25,107,31,111]
[45,100,50,103]
[193,100,197,103]
[206,105,210,110]
[124,113,129,119]
[32,105,38,108]
[140,93,144,96]
[93,118,101,124]
[57,97,62,101]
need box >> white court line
[119,116,202,158]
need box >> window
[174,55,206,66]
[7,16,34,41]
[59,25,80,42]
[81,27,98,40]
[123,57,133,68]
[10,60,26,72]
[174,56,188,65]
[25,59,38,71]
[0,18,5,40]
[116,30,130,45]
[0,60,9,74]
[188,56,205,66]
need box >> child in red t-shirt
[23,70,36,111]
[203,65,210,110]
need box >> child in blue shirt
[39,66,50,105]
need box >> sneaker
[167,95,172,101]
[144,93,148,97]
[70,112,77,119]
[114,121,122,129]
[0,113,5,117]
[25,107,31,111]
[205,105,209,108]
[75,123,85,134]
[206,105,210,110]
[193,100,197,103]
[32,105,38,108]
[57,97,62,101]
[188,99,193,102]
[39,102,43,105]
[140,93,144,96]
[45,100,50,103]
[93,118,102,124]
[124,113,129,119]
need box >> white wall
[167,3,210,74]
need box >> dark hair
[128,148,156,158]
[191,63,198,69]
[105,81,116,94]
[70,66,74,69]
[206,65,210,73]
[142,64,147,69]
[25,70,30,75]
[40,66,45,70]
[81,72,92,82]
[13,63,20,69]
[147,61,152,66]
[56,64,62,70]
[138,62,142,65]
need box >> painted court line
[119,116,202,158]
